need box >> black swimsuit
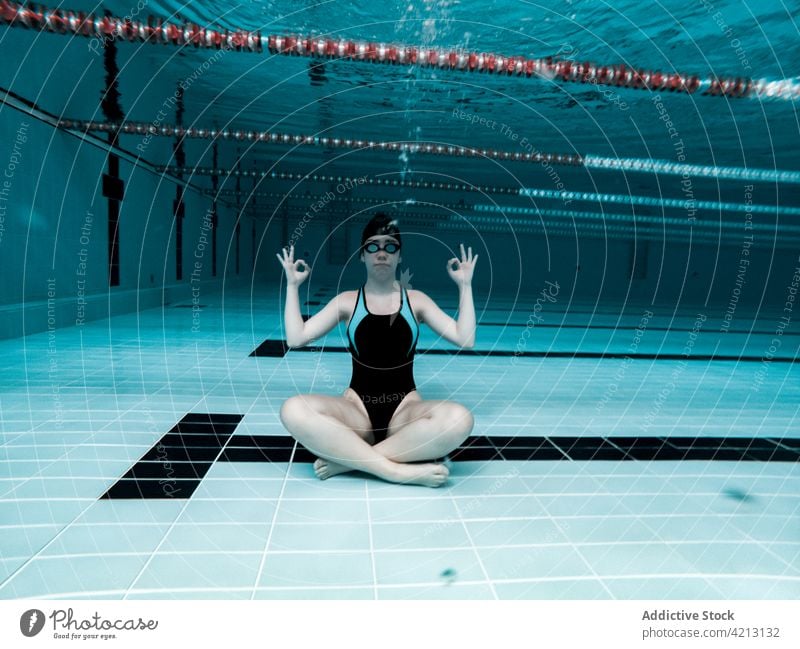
[346,283,420,442]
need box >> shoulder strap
[399,285,420,353]
[346,285,369,356]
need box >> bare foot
[391,462,450,488]
[313,457,353,480]
[313,457,449,488]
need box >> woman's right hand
[276,245,311,286]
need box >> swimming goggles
[363,241,401,254]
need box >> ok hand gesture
[447,243,478,287]
[276,245,311,286]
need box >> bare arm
[414,287,475,348]
[278,244,346,348]
[456,284,476,348]
[283,282,306,347]
[414,243,478,348]
[285,292,349,348]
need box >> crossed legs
[279,393,474,487]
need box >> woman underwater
[277,213,478,487]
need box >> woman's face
[361,234,402,276]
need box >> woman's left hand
[447,243,478,287]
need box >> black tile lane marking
[602,437,687,461]
[226,434,295,447]
[220,434,295,462]
[548,437,630,461]
[138,445,220,462]
[101,413,243,500]
[222,435,797,464]
[452,436,565,461]
[772,438,800,448]
[250,340,798,363]
[100,480,203,499]
[102,428,799,499]
[769,437,800,451]
[661,437,800,462]
[250,340,289,357]
[180,413,242,424]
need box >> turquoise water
[89,0,800,170]
[2,0,799,303]
[0,1,799,603]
